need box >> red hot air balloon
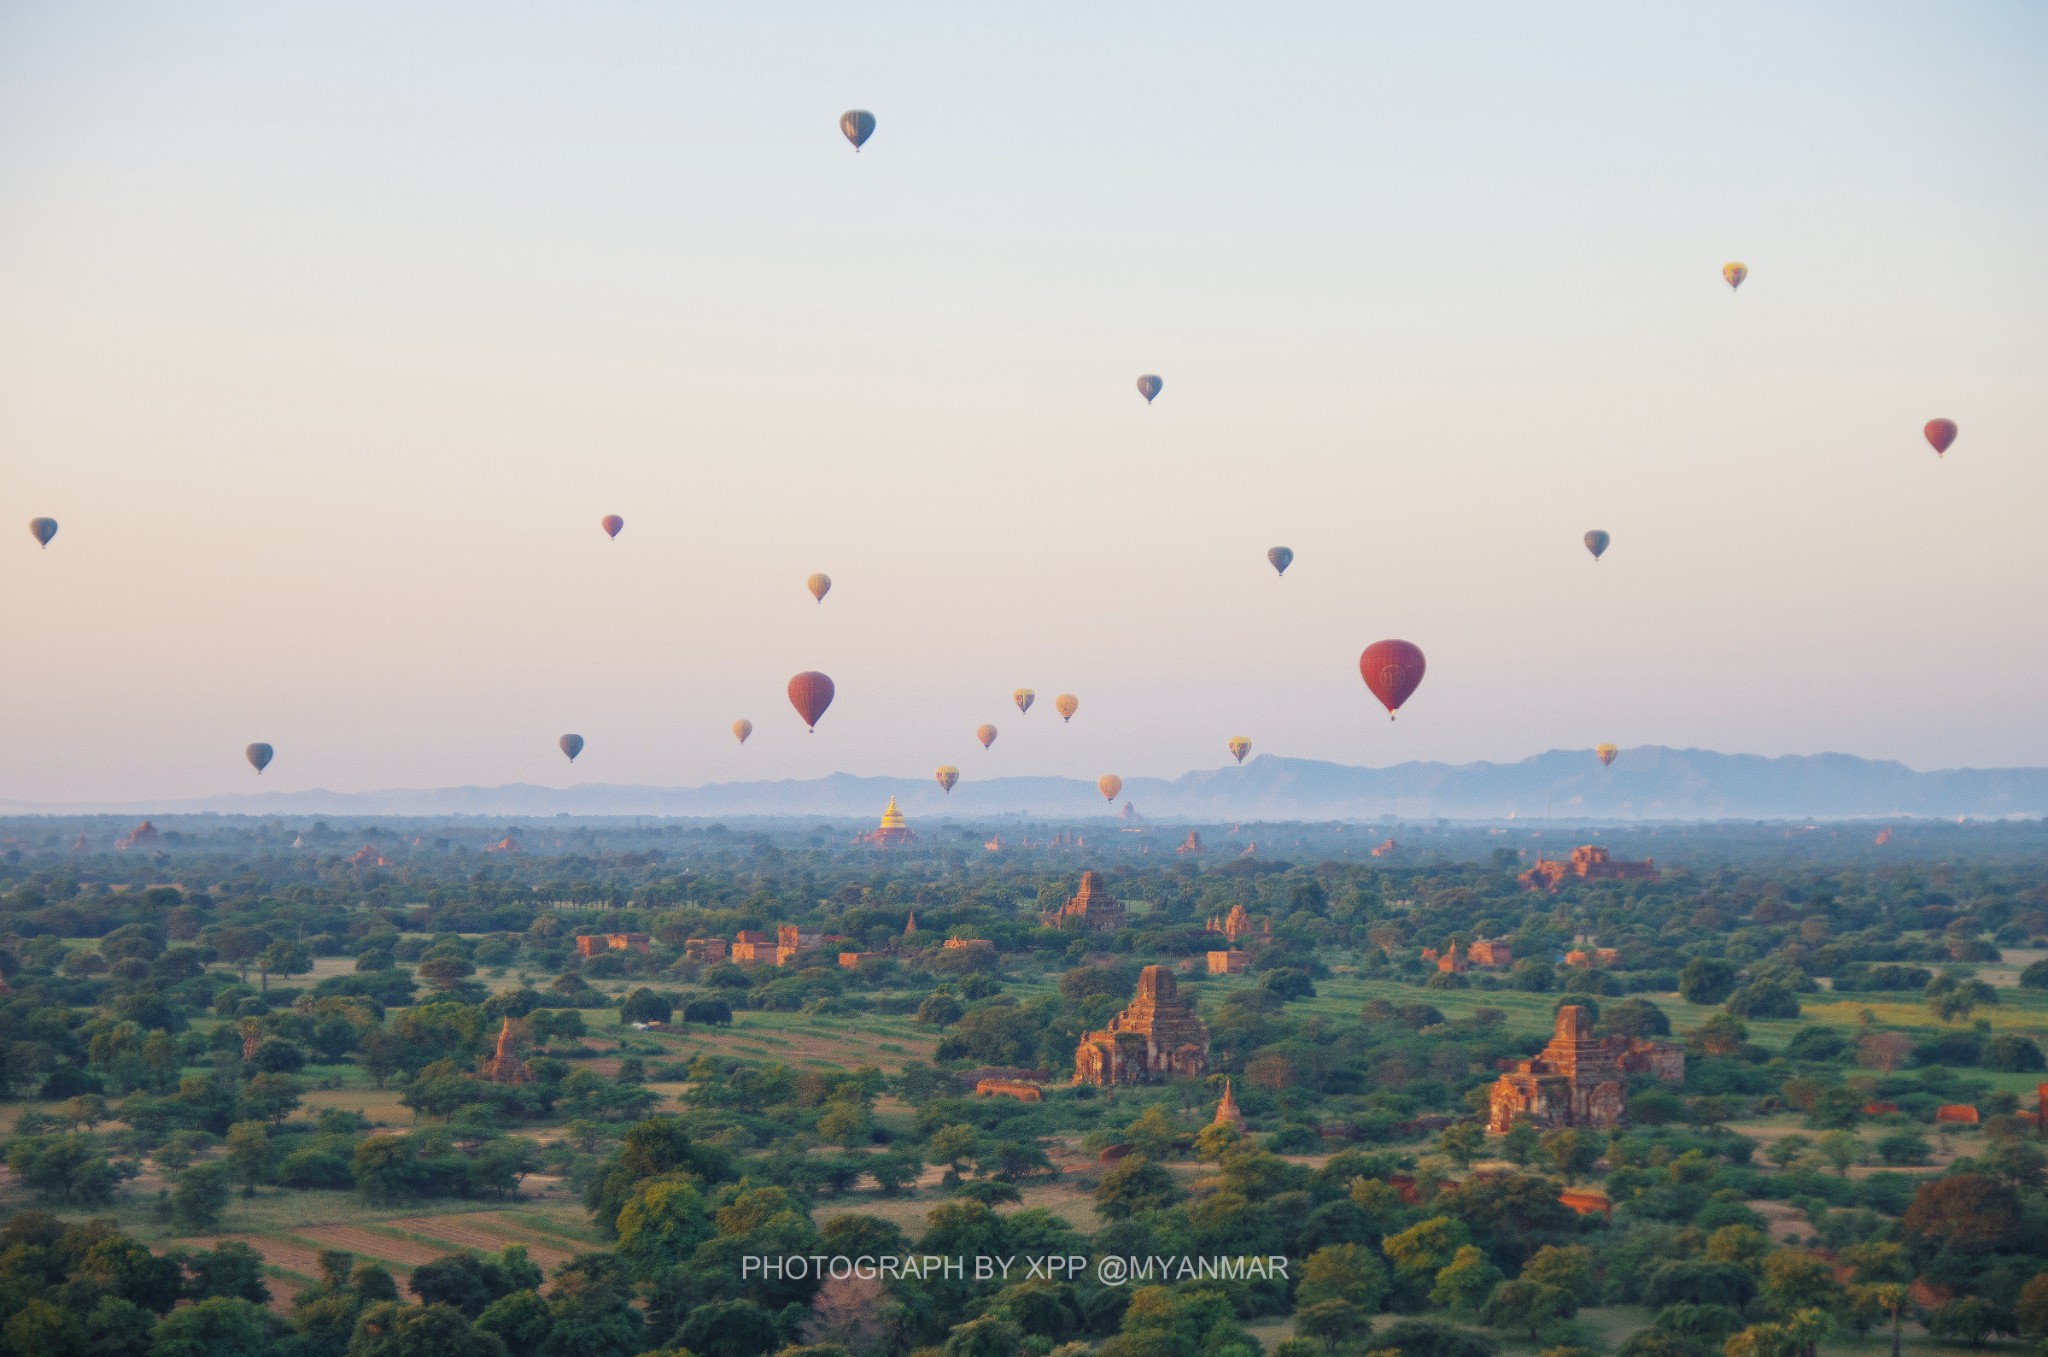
[1359,641,1426,719]
[1924,419,1958,457]
[788,672,835,731]
[601,515,624,539]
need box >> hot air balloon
[1136,375,1162,403]
[1013,688,1035,715]
[976,723,998,749]
[245,743,273,774]
[1267,546,1293,577]
[807,573,832,603]
[840,109,875,150]
[560,734,584,762]
[28,518,57,548]
[1228,737,1251,764]
[1097,774,1122,802]
[601,514,624,539]
[1584,530,1610,561]
[1596,743,1618,768]
[788,672,835,731]
[1359,640,1426,719]
[1924,419,1957,456]
[935,765,959,794]
[1054,694,1078,722]
[1723,262,1747,291]
[732,719,753,744]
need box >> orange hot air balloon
[1924,419,1957,456]
[976,723,998,749]
[1054,694,1078,722]
[1013,688,1035,715]
[807,573,832,603]
[1097,774,1122,802]
[1596,743,1618,768]
[1723,262,1747,291]
[732,719,753,744]
[1359,640,1426,719]
[1227,737,1251,764]
[601,514,624,539]
[935,765,959,794]
[788,672,835,730]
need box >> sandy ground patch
[293,1224,455,1267]
[183,1234,337,1283]
[388,1213,579,1271]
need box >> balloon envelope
[1267,546,1293,576]
[788,672,836,730]
[1584,530,1610,561]
[1097,774,1122,802]
[1596,743,1618,767]
[1054,694,1078,722]
[245,742,273,774]
[1924,419,1958,455]
[935,765,959,793]
[28,517,57,548]
[601,514,624,539]
[1359,640,1427,718]
[559,733,584,762]
[1723,261,1747,290]
[840,109,875,149]
[1013,688,1035,714]
[807,572,832,603]
[1228,737,1251,764]
[976,723,998,749]
[732,720,753,744]
[1135,374,1162,403]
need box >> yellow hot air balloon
[1097,774,1122,802]
[1013,688,1035,715]
[935,765,959,794]
[1227,737,1251,764]
[976,723,998,749]
[1723,262,1747,291]
[807,573,831,603]
[1596,743,1618,767]
[733,720,753,744]
[1054,693,1078,722]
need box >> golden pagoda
[859,797,916,847]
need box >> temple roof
[879,797,907,830]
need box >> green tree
[676,1298,779,1357]
[1812,1131,1861,1177]
[256,939,312,993]
[1926,1297,2011,1347]
[171,1164,232,1233]
[945,1313,1025,1357]
[1481,1280,1578,1339]
[1430,1246,1506,1314]
[147,1296,285,1357]
[1094,1154,1182,1220]
[1846,1284,1912,1357]
[1299,1243,1390,1312]
[1538,1129,1600,1184]
[345,1301,509,1357]
[1678,959,1737,1005]
[416,956,477,992]
[1295,1299,1372,1355]
[1523,1245,1598,1305]
[1437,1122,1485,1168]
[614,1175,715,1278]
[224,1121,275,1197]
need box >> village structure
[1518,844,1660,890]
[1073,964,1210,1086]
[482,1017,530,1085]
[1421,937,1513,973]
[1212,1080,1247,1133]
[1204,903,1268,943]
[1485,1005,1684,1133]
[1040,871,1126,932]
[575,932,653,957]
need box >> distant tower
[1213,1079,1248,1134]
[484,1017,531,1085]
[904,909,918,935]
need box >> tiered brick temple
[576,932,653,957]
[856,798,916,847]
[1204,903,1268,944]
[1485,1005,1683,1132]
[1073,965,1210,1086]
[1518,845,1660,891]
[1422,938,1513,973]
[1040,871,1126,933]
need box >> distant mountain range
[7,747,2048,822]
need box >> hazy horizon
[5,4,2046,803]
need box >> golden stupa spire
[879,796,907,830]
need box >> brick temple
[1518,844,1660,891]
[1073,965,1210,1086]
[1485,1005,1683,1132]
[1040,871,1126,932]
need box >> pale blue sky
[2,3,2045,801]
